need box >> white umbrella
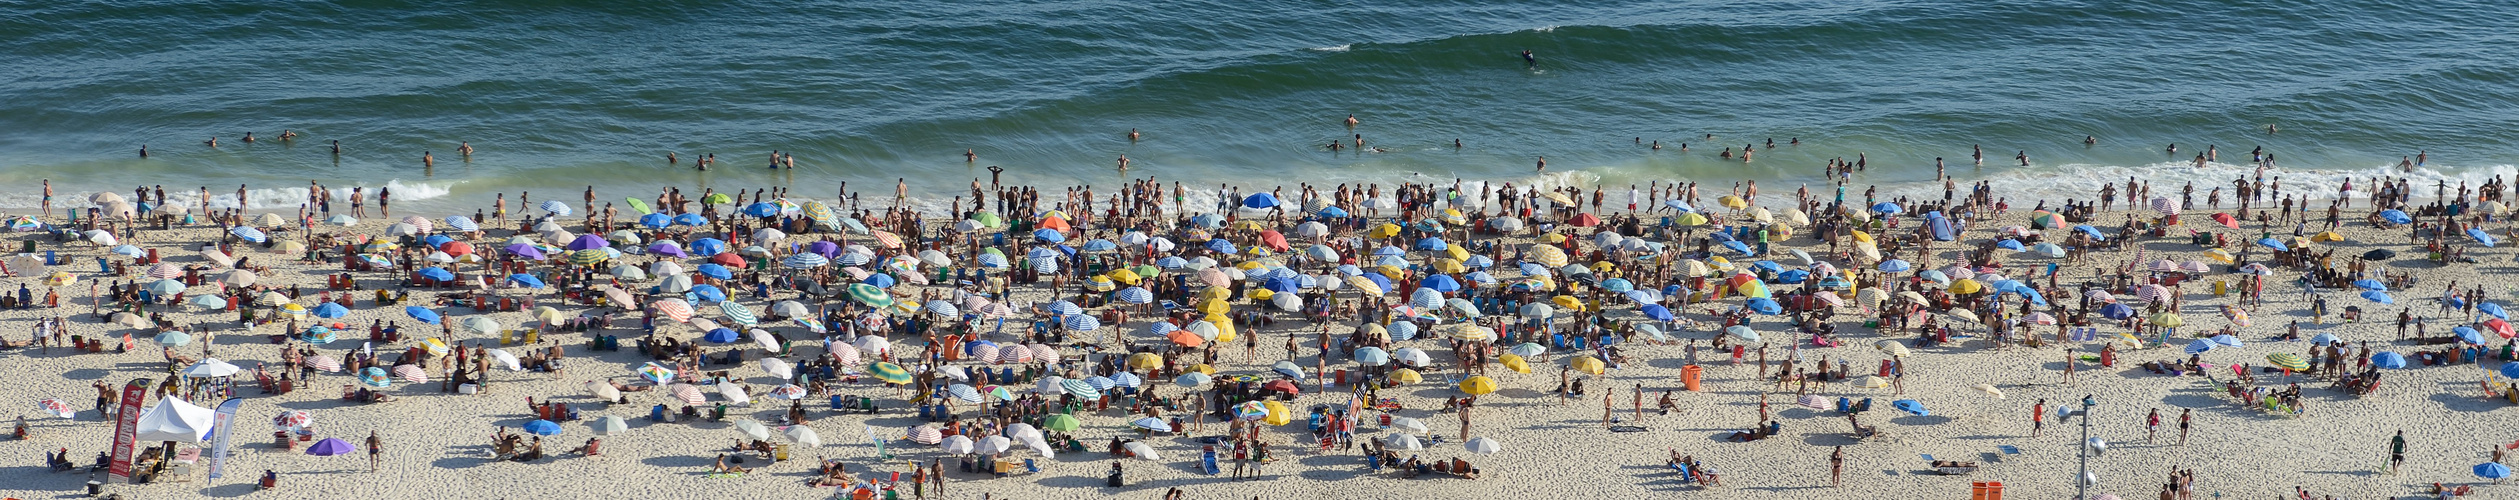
[733,419,771,441]
[975,435,1012,455]
[942,435,975,455]
[1389,417,1430,434]
[1465,437,1500,454]
[760,358,794,379]
[488,349,522,371]
[1123,441,1160,460]
[182,358,243,378]
[592,415,629,435]
[785,425,823,447]
[585,380,622,401]
[718,383,752,405]
[1384,433,1423,451]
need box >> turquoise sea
[4,0,2516,213]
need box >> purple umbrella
[649,242,690,258]
[307,437,356,456]
[503,243,546,261]
[566,234,610,251]
[808,241,840,259]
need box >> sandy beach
[2,179,2513,500]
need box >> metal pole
[2076,398,2093,500]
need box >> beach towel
[1608,425,1649,433]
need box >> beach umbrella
[1854,375,1889,388]
[307,438,356,457]
[1891,399,1929,416]
[523,419,564,436]
[733,419,771,441]
[867,362,912,384]
[2210,334,2243,347]
[404,306,441,324]
[2372,351,2408,369]
[1971,384,2006,399]
[1458,375,1498,395]
[154,331,192,347]
[2266,353,2309,371]
[2479,463,2512,481]
[2361,290,2393,304]
[358,367,392,388]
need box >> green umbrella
[971,212,1003,228]
[867,362,912,384]
[702,193,732,205]
[848,283,894,308]
[1040,413,1080,432]
[567,249,608,266]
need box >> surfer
[1521,49,1535,67]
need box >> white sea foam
[1308,44,1351,52]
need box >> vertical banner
[205,397,244,479]
[107,378,151,484]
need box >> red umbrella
[1263,380,1301,395]
[2211,213,2239,229]
[1257,230,1290,252]
[709,252,748,268]
[1567,213,1602,227]
[440,241,474,257]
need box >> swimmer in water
[205,137,218,147]
[139,145,147,158]
[1521,49,1535,67]
[458,142,473,157]
[1129,129,1140,142]
[965,149,976,163]
[1118,155,1130,171]
[1453,139,1462,148]
[1536,156,1547,172]
[242,132,255,143]
[1344,114,1358,128]
[423,151,433,167]
[332,140,341,155]
[2165,144,2177,155]
[279,130,297,141]
[2084,135,2097,146]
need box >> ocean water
[4,0,2517,214]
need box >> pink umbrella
[908,424,944,445]
[1797,395,1828,410]
[1811,292,1844,307]
[2180,260,2211,273]
[996,345,1033,364]
[667,384,706,404]
[2025,312,2058,325]
[304,355,342,372]
[968,344,1000,364]
[2134,284,2170,303]
[1938,265,1974,280]
[650,299,694,322]
[1028,344,1062,364]
[2148,259,2179,272]
[392,365,428,383]
[145,263,184,279]
[825,342,862,365]
[2084,290,2117,303]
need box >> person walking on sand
[1830,446,1845,487]
[2032,399,2046,437]
[2177,409,2191,446]
[1601,389,1613,427]
[2387,430,2405,474]
[2145,408,2160,444]
[366,431,383,472]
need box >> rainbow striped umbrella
[2266,353,2310,371]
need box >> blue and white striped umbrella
[443,216,479,232]
[540,200,572,216]
[975,253,1009,269]
[1116,287,1155,304]
[719,301,757,326]
[833,253,873,266]
[1062,314,1101,332]
[781,253,829,269]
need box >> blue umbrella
[1241,192,1280,209]
[1206,239,1237,254]
[1723,240,1752,255]
[1261,277,1299,293]
[506,274,546,289]
[311,303,348,319]
[2361,290,2393,304]
[695,263,734,280]
[1116,287,1154,304]
[1995,239,2025,251]
[2183,339,2216,355]
[863,274,896,289]
[1360,273,1393,293]
[1189,213,1223,229]
[2071,225,2106,240]
[2478,462,2512,480]
[1414,237,1448,251]
[424,234,453,248]
[1420,275,1461,292]
[1663,199,1695,213]
[2455,326,2480,340]
[704,328,740,343]
[2371,351,2408,369]
[672,213,708,227]
[417,267,455,281]
[2353,279,2386,291]
[1877,259,1911,273]
[404,306,441,324]
[689,284,727,303]
[540,200,572,216]
[688,238,727,256]
[1744,297,1782,315]
[1046,301,1083,316]
[444,216,480,232]
[1032,228,1065,243]
[976,253,1010,269]
[1079,239,1117,252]
[2379,209,2412,225]
[523,419,564,436]
[1775,269,1810,284]
[2485,302,2509,320]
[2470,228,2497,247]
[639,213,672,229]
[1890,399,1929,416]
[2099,303,2137,319]
[2255,238,2288,252]
[2500,362,2519,379]
[1640,304,1674,321]
[1387,321,1418,341]
[2459,328,2489,345]
[1870,202,1902,215]
[230,227,267,243]
[1316,206,1349,218]
[743,202,779,217]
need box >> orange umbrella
[1167,330,1205,347]
[1038,215,1071,232]
[1257,230,1290,252]
[2211,213,2239,229]
[1567,213,1601,227]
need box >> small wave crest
[1908,162,2519,206]
[1308,44,1350,52]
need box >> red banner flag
[108,378,150,483]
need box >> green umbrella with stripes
[847,283,894,308]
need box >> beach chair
[1200,449,1220,475]
[1024,458,1038,474]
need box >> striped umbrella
[650,299,694,322]
[996,345,1033,364]
[391,364,429,383]
[1028,344,1061,364]
[868,231,902,249]
[1063,314,1101,332]
[567,249,609,266]
[303,355,341,372]
[1060,379,1102,398]
[719,302,757,326]
[867,362,912,384]
[638,362,676,383]
[666,384,706,404]
[825,342,862,365]
[801,201,838,227]
[35,399,75,418]
[1116,287,1154,304]
[2266,353,2310,371]
[782,253,829,269]
[847,284,894,308]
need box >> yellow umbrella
[1750,207,1772,223]
[1458,375,1498,395]
[1087,276,1116,291]
[1948,278,1985,294]
[1551,295,1585,311]
[1197,286,1232,301]
[1390,368,1423,384]
[1213,321,1238,343]
[1107,268,1142,285]
[1188,363,1216,375]
[1443,244,1469,261]
[1235,261,1265,271]
[1441,209,1467,225]
[1498,354,1532,374]
[1249,289,1274,301]
[1854,375,1889,388]
[1717,195,1747,209]
[1429,258,1466,274]
[1590,261,1617,273]
[1375,265,1406,277]
[1262,400,1293,426]
[1785,208,1811,226]
[1850,230,1874,244]
[1369,223,1403,239]
[1126,352,1163,371]
[2311,231,2347,242]
[1346,276,1386,296]
[530,306,565,324]
[1674,212,1709,226]
[1195,298,1231,316]
[1542,233,1567,244]
[1569,355,1605,375]
[2204,248,2235,264]
[1529,245,1568,267]
[43,271,75,286]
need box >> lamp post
[2075,394,2097,500]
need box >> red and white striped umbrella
[650,299,694,323]
[2025,312,2058,325]
[667,384,706,404]
[391,364,428,383]
[868,231,902,249]
[34,399,75,418]
[273,410,313,429]
[304,355,342,372]
[908,424,943,445]
[1028,344,1061,365]
[825,342,862,365]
